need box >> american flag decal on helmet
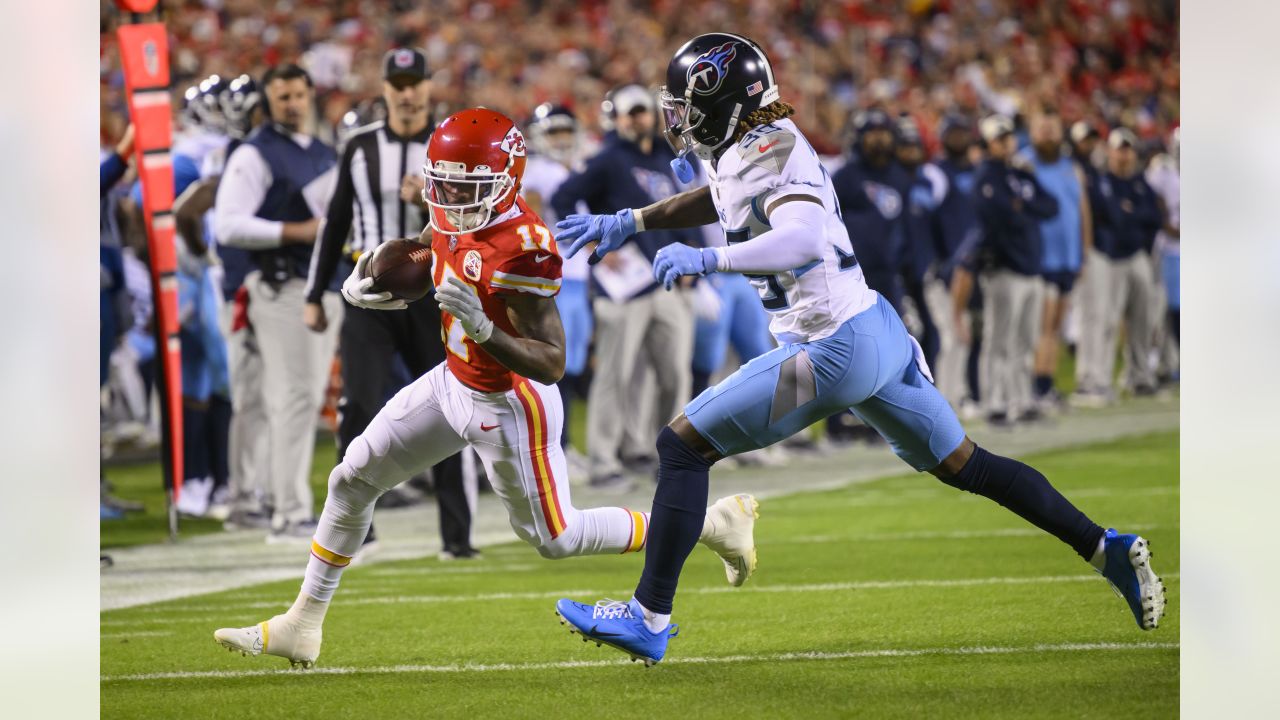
[746,80,763,97]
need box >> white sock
[1088,535,1106,571]
[284,592,329,630]
[300,550,348,602]
[635,598,671,633]
[300,539,354,602]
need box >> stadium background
[101,0,1179,155]
[97,1,1186,717]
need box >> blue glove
[653,244,718,290]
[554,209,636,260]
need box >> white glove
[341,250,407,310]
[435,277,494,343]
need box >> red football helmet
[423,107,528,235]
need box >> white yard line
[364,563,539,577]
[784,523,1168,544]
[100,572,1179,626]
[811,485,1178,508]
[101,640,1178,682]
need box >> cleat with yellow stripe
[700,494,760,587]
[213,596,327,669]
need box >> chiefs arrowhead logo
[500,126,526,157]
[463,249,483,282]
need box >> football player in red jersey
[213,108,758,668]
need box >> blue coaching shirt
[1019,150,1082,274]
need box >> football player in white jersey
[552,33,1166,665]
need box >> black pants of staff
[338,299,473,553]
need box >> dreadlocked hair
[735,100,796,140]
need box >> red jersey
[430,197,563,392]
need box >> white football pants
[302,362,650,601]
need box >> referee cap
[383,48,429,81]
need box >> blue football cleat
[555,598,678,666]
[1099,528,1167,630]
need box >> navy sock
[634,427,713,615]
[691,370,712,399]
[939,445,1104,560]
[1034,375,1054,397]
[207,395,232,489]
[181,402,209,481]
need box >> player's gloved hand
[342,250,408,311]
[653,243,717,290]
[555,209,636,261]
[435,277,494,343]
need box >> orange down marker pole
[114,14,185,537]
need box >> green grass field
[100,431,1178,718]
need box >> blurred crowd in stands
[99,0,1178,536]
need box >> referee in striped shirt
[304,48,475,558]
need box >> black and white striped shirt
[305,121,433,302]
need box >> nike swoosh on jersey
[480,422,500,432]
[758,140,780,153]
[534,254,552,262]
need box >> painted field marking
[101,640,1178,682]
[783,524,1168,545]
[101,573,1179,626]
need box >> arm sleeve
[711,199,826,274]
[1023,173,1060,219]
[214,144,285,249]
[1133,179,1164,232]
[100,153,127,197]
[305,143,359,303]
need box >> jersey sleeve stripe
[491,271,561,296]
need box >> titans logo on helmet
[687,41,739,96]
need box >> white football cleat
[213,612,322,669]
[700,494,760,587]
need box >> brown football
[368,238,434,302]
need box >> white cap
[605,84,654,117]
[1107,127,1138,149]
[1070,120,1099,144]
[979,115,1014,143]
